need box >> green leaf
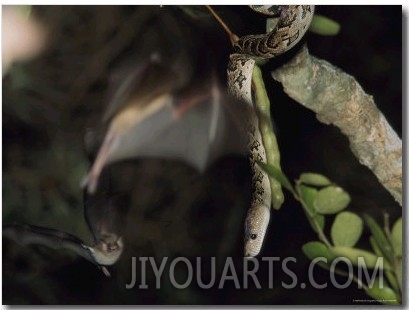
[331,211,363,247]
[369,236,383,257]
[396,259,402,291]
[299,173,331,187]
[299,185,317,216]
[363,214,394,263]
[299,185,325,233]
[302,241,337,271]
[314,186,350,214]
[309,14,341,36]
[391,217,402,257]
[257,161,295,194]
[365,278,400,305]
[330,246,390,270]
[385,270,400,296]
[369,238,395,284]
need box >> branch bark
[271,46,402,206]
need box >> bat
[3,7,248,272]
[3,223,118,277]
[3,75,248,271]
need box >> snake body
[227,5,315,256]
[234,5,315,58]
[228,56,272,257]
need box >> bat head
[87,235,124,266]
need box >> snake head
[244,205,270,257]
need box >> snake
[226,5,315,257]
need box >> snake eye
[250,234,257,240]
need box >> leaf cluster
[258,162,402,305]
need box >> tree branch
[271,46,402,206]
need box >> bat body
[4,7,247,272]
[3,223,121,276]
[4,81,247,270]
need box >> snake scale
[227,5,315,256]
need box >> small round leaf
[299,173,331,187]
[302,241,336,271]
[314,186,351,214]
[331,246,390,270]
[331,211,363,247]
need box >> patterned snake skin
[227,5,315,256]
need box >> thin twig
[205,5,238,45]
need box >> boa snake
[226,5,315,256]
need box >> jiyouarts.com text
[125,256,385,290]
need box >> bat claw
[101,266,111,277]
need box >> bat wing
[4,223,123,273]
[3,224,97,265]
[104,84,247,172]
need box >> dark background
[2,5,402,305]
